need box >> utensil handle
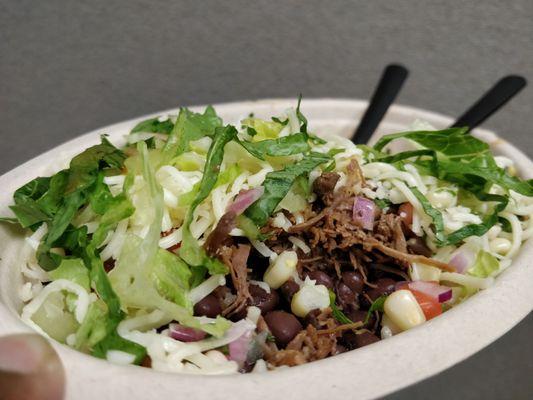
[352,64,409,144]
[451,75,527,129]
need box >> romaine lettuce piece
[75,300,108,351]
[110,142,229,337]
[241,117,284,141]
[31,291,79,343]
[49,258,90,290]
[468,250,499,278]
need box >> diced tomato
[409,289,442,320]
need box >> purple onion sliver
[227,187,264,215]
[228,330,253,368]
[352,197,376,230]
[168,323,206,342]
[438,289,453,303]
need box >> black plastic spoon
[351,64,409,145]
[450,75,527,129]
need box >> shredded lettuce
[31,291,79,342]
[109,142,229,337]
[374,128,532,245]
[374,128,533,197]
[179,126,237,275]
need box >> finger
[0,334,65,400]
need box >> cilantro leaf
[328,291,353,324]
[365,295,387,324]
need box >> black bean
[264,311,303,347]
[365,278,396,301]
[304,270,335,289]
[249,284,279,314]
[194,294,222,318]
[280,279,300,303]
[354,331,380,348]
[336,281,357,308]
[341,271,364,294]
[407,237,433,257]
[304,309,323,329]
[231,284,280,320]
[345,309,375,328]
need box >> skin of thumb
[0,333,65,400]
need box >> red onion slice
[227,187,265,216]
[228,329,253,368]
[408,281,452,303]
[168,323,206,342]
[352,197,377,230]
[449,244,477,274]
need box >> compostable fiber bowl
[1,99,532,400]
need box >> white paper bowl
[1,99,532,400]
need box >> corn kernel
[409,262,441,281]
[291,280,329,318]
[489,238,512,255]
[263,251,298,289]
[384,290,426,331]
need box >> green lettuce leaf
[163,106,222,159]
[179,126,237,275]
[110,234,229,337]
[373,128,532,245]
[374,128,533,196]
[75,300,108,351]
[468,250,499,278]
[65,137,126,194]
[110,142,229,336]
[237,133,311,160]
[131,117,174,135]
[6,172,68,229]
[35,138,127,270]
[31,292,79,343]
[49,258,90,290]
[245,152,331,226]
[152,248,193,310]
[241,118,284,141]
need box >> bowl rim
[1,97,532,400]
